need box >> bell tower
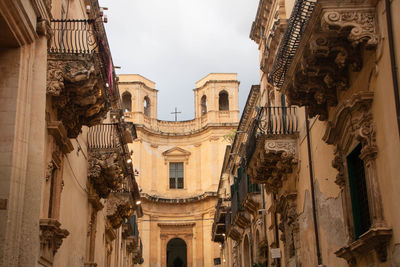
[194,73,239,123]
[118,74,158,123]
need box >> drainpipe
[305,107,323,266]
[273,193,281,267]
[385,0,400,138]
[261,184,268,267]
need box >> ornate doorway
[167,238,187,267]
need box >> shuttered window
[169,162,184,189]
[347,143,371,239]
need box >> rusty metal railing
[87,123,119,149]
[49,19,97,54]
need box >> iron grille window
[347,143,371,239]
[169,162,184,189]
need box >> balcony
[269,0,379,120]
[47,19,115,138]
[87,123,133,198]
[237,167,261,216]
[212,199,230,243]
[247,106,298,193]
[231,177,251,230]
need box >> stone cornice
[193,80,240,91]
[118,81,159,92]
[135,122,239,137]
[140,192,217,204]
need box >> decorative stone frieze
[282,4,379,120]
[106,192,134,229]
[47,59,109,138]
[247,136,298,193]
[88,151,123,198]
[39,218,69,267]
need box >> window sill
[335,227,392,263]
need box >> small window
[219,90,229,111]
[122,92,132,112]
[201,95,207,115]
[347,143,371,239]
[144,96,150,116]
[169,162,184,189]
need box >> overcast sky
[99,0,260,121]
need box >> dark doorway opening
[167,238,187,267]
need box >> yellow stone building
[119,73,240,266]
[0,0,142,266]
[212,0,400,267]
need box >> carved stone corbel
[283,4,379,120]
[321,9,379,48]
[88,151,123,198]
[248,136,298,193]
[106,192,134,229]
[47,59,109,138]
[39,218,69,266]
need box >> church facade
[119,73,240,266]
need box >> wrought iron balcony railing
[49,19,97,54]
[88,123,119,150]
[259,106,298,135]
[245,106,298,165]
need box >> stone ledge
[335,227,392,264]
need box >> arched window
[144,96,150,117]
[201,95,207,115]
[167,238,187,267]
[122,92,132,112]
[219,90,229,111]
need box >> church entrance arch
[167,238,187,267]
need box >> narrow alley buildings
[0,0,142,266]
[212,0,400,266]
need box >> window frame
[169,162,184,189]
